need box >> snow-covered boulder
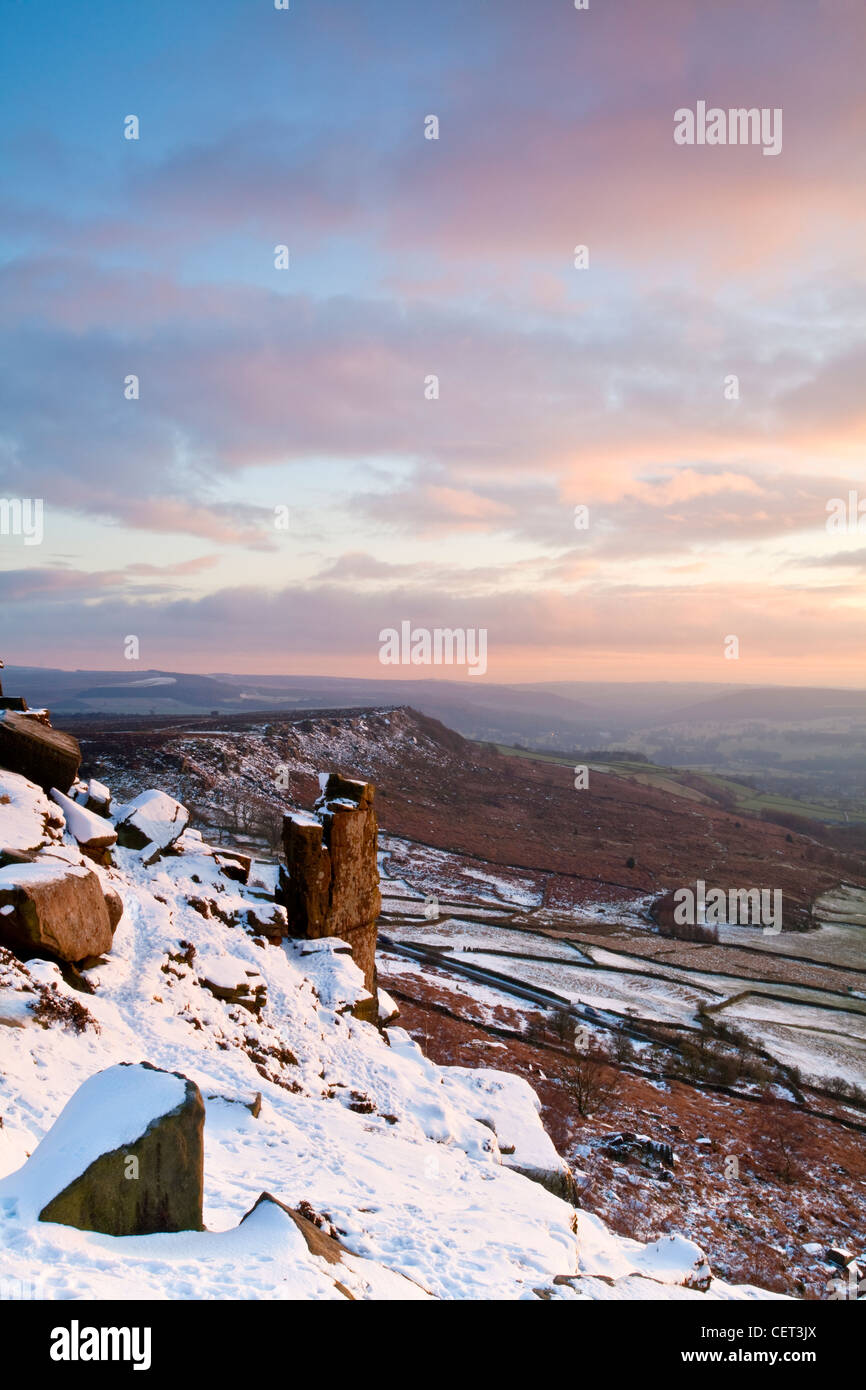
[378,987,399,1024]
[80,778,112,817]
[635,1233,713,1291]
[442,1067,577,1202]
[115,790,189,853]
[197,953,267,1014]
[0,769,65,855]
[0,859,118,962]
[50,787,118,859]
[4,1062,206,1236]
[213,849,252,884]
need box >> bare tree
[564,1047,622,1118]
[749,1096,806,1185]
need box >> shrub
[30,985,99,1035]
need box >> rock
[0,710,81,794]
[32,1062,205,1235]
[242,1192,347,1265]
[197,955,267,1015]
[19,708,52,727]
[213,849,252,884]
[280,776,381,994]
[0,860,118,962]
[244,900,287,941]
[378,988,400,1024]
[602,1132,677,1171]
[827,1246,858,1271]
[102,884,124,932]
[50,788,118,863]
[81,779,111,817]
[115,790,189,852]
[638,1234,713,1291]
[237,1193,431,1299]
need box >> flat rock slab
[0,859,116,962]
[26,1062,205,1236]
[0,711,81,794]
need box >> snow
[0,858,93,891]
[377,988,398,1021]
[288,938,372,1012]
[286,810,322,829]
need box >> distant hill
[660,686,866,725]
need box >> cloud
[1,0,864,683]
[2,564,865,686]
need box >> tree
[563,1047,622,1118]
[749,1097,806,1185]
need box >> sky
[0,0,864,686]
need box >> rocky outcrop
[35,1062,205,1235]
[0,860,119,962]
[0,710,81,794]
[280,775,381,999]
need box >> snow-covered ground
[0,767,782,1301]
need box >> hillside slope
[0,765,777,1302]
[72,705,866,928]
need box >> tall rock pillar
[280,774,381,1003]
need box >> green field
[488,742,866,826]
